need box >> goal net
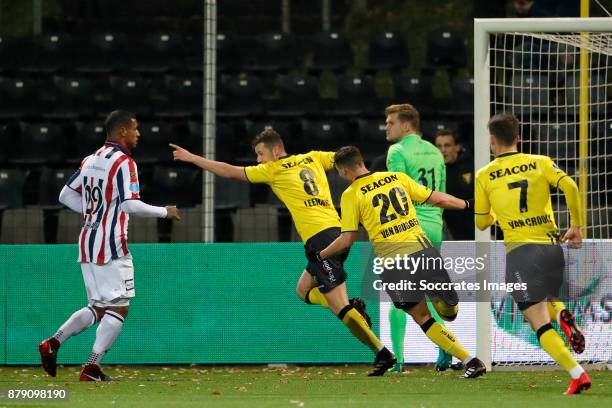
[475,18,612,369]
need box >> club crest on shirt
[129,182,139,193]
[462,172,472,184]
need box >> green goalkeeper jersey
[386,133,446,226]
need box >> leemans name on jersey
[66,142,140,265]
[244,151,341,242]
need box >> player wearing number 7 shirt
[38,110,181,382]
[170,128,397,376]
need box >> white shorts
[81,254,135,307]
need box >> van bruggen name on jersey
[489,162,537,180]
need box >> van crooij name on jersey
[508,214,553,229]
[489,162,537,180]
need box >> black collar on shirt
[355,171,373,180]
[104,141,132,156]
[497,151,519,158]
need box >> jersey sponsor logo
[360,174,399,194]
[281,156,314,169]
[507,214,553,229]
[489,162,537,180]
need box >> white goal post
[474,18,612,371]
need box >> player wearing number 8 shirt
[310,146,486,378]
[38,111,181,382]
[475,113,589,394]
[170,129,396,376]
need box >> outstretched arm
[426,191,468,210]
[319,231,357,260]
[170,144,247,181]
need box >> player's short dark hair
[385,103,420,130]
[104,110,135,137]
[488,113,519,146]
[334,146,364,169]
[251,128,285,149]
[435,128,461,144]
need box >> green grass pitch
[1,365,610,407]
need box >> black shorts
[381,247,458,311]
[506,243,564,310]
[305,227,348,293]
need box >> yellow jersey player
[308,145,487,379]
[170,129,396,376]
[475,113,589,394]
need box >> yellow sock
[339,306,382,353]
[420,318,469,361]
[305,288,328,308]
[547,301,566,323]
[537,324,579,372]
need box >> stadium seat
[451,77,474,115]
[22,33,75,74]
[0,208,45,244]
[0,169,27,209]
[329,75,377,116]
[69,122,107,164]
[216,33,246,73]
[215,177,250,209]
[170,206,202,242]
[129,32,184,73]
[420,120,459,142]
[309,32,353,73]
[299,119,347,150]
[214,121,236,161]
[0,124,8,166]
[38,167,74,207]
[232,206,278,242]
[110,76,153,115]
[12,122,66,165]
[267,75,320,117]
[509,74,550,115]
[0,77,38,119]
[128,217,160,243]
[425,29,467,71]
[353,119,387,160]
[530,123,577,159]
[556,73,607,116]
[0,36,28,73]
[510,38,551,70]
[393,76,434,114]
[74,32,128,74]
[43,76,96,119]
[185,120,205,154]
[149,166,201,208]
[366,32,410,73]
[217,75,264,117]
[56,208,82,244]
[243,32,299,73]
[157,75,203,118]
[132,122,176,164]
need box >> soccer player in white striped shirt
[39,110,180,381]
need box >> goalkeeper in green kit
[384,103,453,372]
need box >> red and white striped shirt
[66,142,141,265]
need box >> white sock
[53,307,97,344]
[569,364,585,380]
[462,355,473,365]
[88,311,124,365]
